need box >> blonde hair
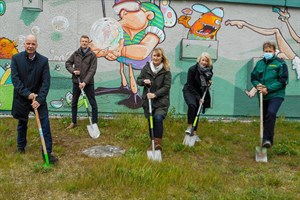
[197,52,212,68]
[152,47,170,71]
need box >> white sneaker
[185,128,192,135]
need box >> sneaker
[185,128,193,136]
[262,140,272,148]
[66,122,77,129]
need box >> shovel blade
[183,135,199,147]
[87,124,100,139]
[147,150,162,162]
[255,146,268,162]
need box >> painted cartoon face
[190,12,222,39]
[152,51,163,66]
[0,38,18,58]
[24,36,37,55]
[118,9,150,31]
[200,56,209,67]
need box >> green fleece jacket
[251,55,288,100]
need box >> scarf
[81,47,90,56]
[150,61,163,74]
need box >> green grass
[0,115,300,200]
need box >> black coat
[137,62,172,118]
[182,63,213,113]
[11,51,50,121]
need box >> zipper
[262,61,268,85]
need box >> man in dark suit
[11,34,58,164]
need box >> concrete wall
[0,0,299,118]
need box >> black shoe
[49,154,58,164]
[17,148,25,154]
[43,153,58,164]
[262,140,272,149]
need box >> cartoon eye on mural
[178,4,224,40]
[0,0,6,16]
[226,7,300,81]
[0,37,19,59]
[90,0,165,109]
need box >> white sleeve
[145,26,165,43]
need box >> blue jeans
[263,97,283,144]
[72,83,98,124]
[17,116,53,153]
[148,114,164,139]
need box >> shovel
[146,88,162,162]
[32,98,50,167]
[78,78,100,139]
[183,87,208,147]
[255,92,267,162]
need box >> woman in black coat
[137,48,171,151]
[183,52,213,136]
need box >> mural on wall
[159,0,177,28]
[0,62,13,110]
[0,37,19,58]
[90,0,168,109]
[178,4,224,40]
[1,1,299,117]
[0,0,6,16]
[0,36,18,110]
[226,7,300,80]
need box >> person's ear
[145,11,154,21]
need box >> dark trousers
[263,97,283,144]
[148,114,164,139]
[187,104,199,131]
[17,116,53,153]
[72,83,98,124]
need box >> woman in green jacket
[137,48,171,151]
[251,41,288,148]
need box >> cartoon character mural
[0,63,13,110]
[0,37,19,58]
[178,4,224,40]
[90,0,166,109]
[0,36,18,111]
[226,7,300,80]
[159,0,177,28]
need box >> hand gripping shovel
[183,87,208,147]
[78,78,100,139]
[146,88,162,162]
[255,92,268,162]
[32,98,50,167]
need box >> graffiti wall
[0,0,299,118]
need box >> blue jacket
[11,51,50,120]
